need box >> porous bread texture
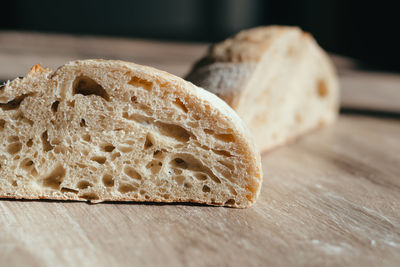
[0,59,262,208]
[186,26,340,152]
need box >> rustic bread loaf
[0,60,262,208]
[186,26,339,152]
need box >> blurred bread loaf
[0,59,262,208]
[186,26,339,152]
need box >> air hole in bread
[224,199,235,205]
[174,98,188,113]
[124,166,141,180]
[139,189,146,195]
[144,133,154,149]
[8,136,19,142]
[218,160,235,171]
[77,180,92,189]
[170,168,181,175]
[317,79,328,98]
[102,174,114,187]
[40,165,66,189]
[214,133,235,143]
[123,139,135,145]
[0,119,5,130]
[82,134,91,142]
[157,122,191,142]
[184,182,192,188]
[110,152,121,161]
[0,93,32,110]
[209,175,221,184]
[41,131,54,152]
[73,76,110,101]
[204,129,214,135]
[26,139,33,147]
[77,163,87,168]
[7,142,22,154]
[170,154,220,183]
[53,145,66,154]
[20,158,34,171]
[67,100,75,108]
[117,145,133,153]
[212,149,233,157]
[128,76,153,91]
[61,187,79,194]
[131,95,137,103]
[102,144,115,152]
[202,185,211,193]
[122,112,148,124]
[51,101,60,112]
[122,112,191,142]
[12,180,17,187]
[192,114,201,120]
[79,192,99,201]
[206,129,235,143]
[194,173,208,181]
[91,156,106,164]
[153,150,165,159]
[172,158,186,168]
[118,183,137,193]
[15,112,34,126]
[80,119,86,127]
[146,160,162,174]
[228,185,237,195]
[51,139,61,145]
[30,168,38,177]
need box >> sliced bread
[0,60,262,208]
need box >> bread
[186,26,339,152]
[0,59,262,208]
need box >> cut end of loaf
[0,59,262,208]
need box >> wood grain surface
[1,32,400,267]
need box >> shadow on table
[0,198,224,208]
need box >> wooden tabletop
[1,31,400,267]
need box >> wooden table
[1,32,400,267]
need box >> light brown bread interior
[0,60,262,208]
[186,26,340,152]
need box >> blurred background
[1,0,399,71]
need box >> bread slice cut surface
[0,60,262,208]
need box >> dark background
[1,0,399,71]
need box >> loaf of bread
[186,26,339,152]
[0,60,262,208]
